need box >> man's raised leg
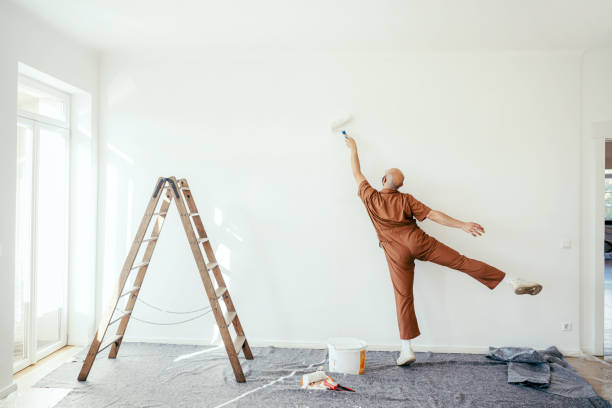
[420,238,505,289]
[419,238,542,295]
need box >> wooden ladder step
[224,311,237,326]
[131,262,149,270]
[119,286,141,298]
[180,186,190,190]
[109,311,131,325]
[215,286,227,298]
[197,237,209,243]
[98,335,123,354]
[189,212,199,216]
[206,262,217,270]
[142,237,158,243]
[152,212,167,216]
[233,336,246,354]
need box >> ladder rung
[206,262,218,270]
[142,237,158,243]
[189,212,199,216]
[109,311,131,325]
[233,335,246,354]
[180,186,190,190]
[224,311,237,326]
[97,335,123,354]
[197,237,209,243]
[215,286,227,298]
[131,262,149,270]
[119,286,141,298]
[152,212,167,216]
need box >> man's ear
[382,176,386,186]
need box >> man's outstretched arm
[345,136,366,185]
[426,210,485,237]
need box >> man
[345,136,542,366]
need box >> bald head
[382,168,404,190]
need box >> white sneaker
[511,278,543,296]
[397,348,416,366]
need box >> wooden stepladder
[78,177,253,382]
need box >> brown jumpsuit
[358,180,505,340]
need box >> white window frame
[18,74,71,129]
[14,76,71,373]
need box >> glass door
[14,119,69,372]
[34,123,69,359]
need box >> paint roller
[330,114,353,138]
[301,370,327,387]
[301,371,355,392]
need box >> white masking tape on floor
[212,358,326,408]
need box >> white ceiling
[9,0,612,52]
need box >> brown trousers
[380,228,505,340]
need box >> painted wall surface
[580,50,612,355]
[98,51,583,353]
[0,1,97,396]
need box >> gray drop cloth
[35,343,610,408]
[488,346,602,400]
[507,362,550,386]
[487,346,550,364]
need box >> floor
[0,346,81,408]
[567,355,612,403]
[0,344,610,407]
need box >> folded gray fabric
[488,345,604,401]
[508,362,550,386]
[538,346,569,368]
[487,346,544,363]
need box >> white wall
[0,1,97,397]
[580,49,612,355]
[98,50,584,353]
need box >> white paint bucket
[327,337,367,375]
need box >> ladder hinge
[153,177,180,198]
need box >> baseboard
[580,346,594,356]
[126,337,584,356]
[0,382,17,400]
[250,340,492,354]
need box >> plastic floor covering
[35,342,611,408]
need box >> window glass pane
[35,126,68,352]
[18,83,67,123]
[15,121,33,365]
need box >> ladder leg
[179,177,253,361]
[172,177,248,382]
[242,339,254,360]
[109,189,174,358]
[78,177,167,381]
[226,344,247,383]
[78,317,110,381]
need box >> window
[17,76,69,125]
[14,75,70,373]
